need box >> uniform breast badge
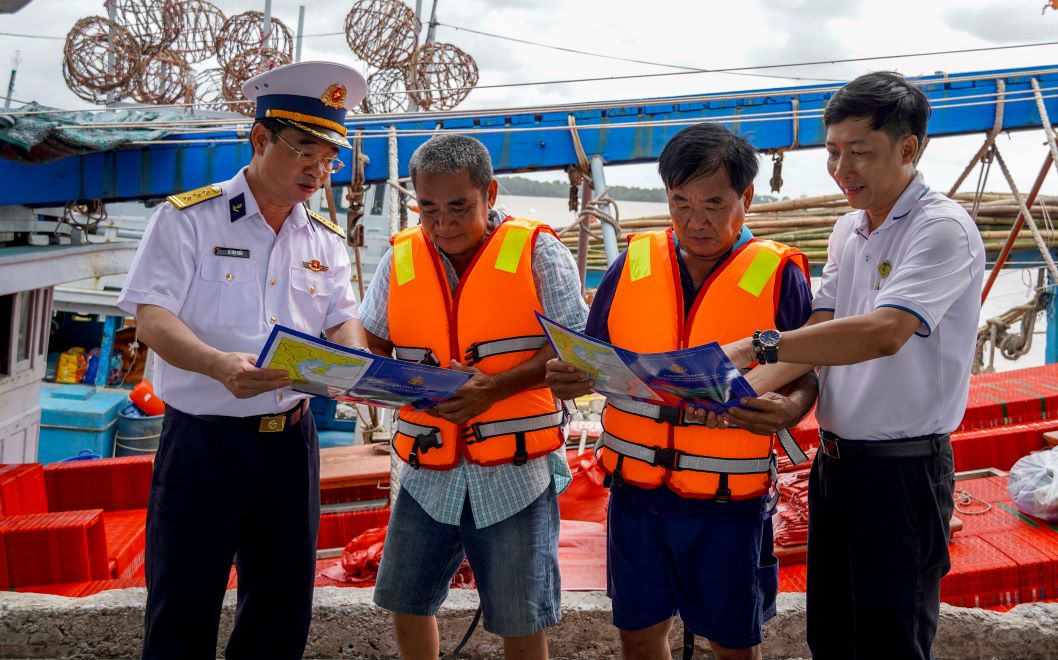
[877,260,892,278]
[302,259,330,273]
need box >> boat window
[16,291,31,363]
[0,294,11,375]
[370,183,386,216]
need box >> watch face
[759,329,781,348]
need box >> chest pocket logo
[195,257,259,327]
[289,267,335,332]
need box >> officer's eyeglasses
[270,130,345,174]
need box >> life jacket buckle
[656,406,683,426]
[651,446,678,470]
[512,449,529,466]
[714,486,732,503]
[463,343,481,365]
[416,431,442,452]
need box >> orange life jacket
[387,218,565,470]
[599,228,810,500]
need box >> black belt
[173,400,309,433]
[818,430,949,459]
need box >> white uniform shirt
[117,168,359,416]
[812,172,985,440]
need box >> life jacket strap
[464,334,548,365]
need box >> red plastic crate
[44,456,153,512]
[957,500,1037,537]
[0,464,48,515]
[778,562,807,593]
[0,509,110,587]
[317,507,391,550]
[102,509,147,579]
[942,536,1021,608]
[979,531,1056,603]
[951,422,1053,472]
[955,476,1012,505]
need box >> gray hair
[408,134,494,195]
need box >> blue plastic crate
[38,384,128,463]
[317,429,359,449]
[309,397,357,432]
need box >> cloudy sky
[3,0,1058,196]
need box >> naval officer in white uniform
[117,61,367,660]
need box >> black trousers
[141,406,320,660]
[806,436,954,660]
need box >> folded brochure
[537,312,756,411]
[255,324,472,409]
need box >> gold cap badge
[321,83,347,110]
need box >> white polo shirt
[812,172,985,440]
[117,169,359,416]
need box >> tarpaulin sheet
[0,102,178,164]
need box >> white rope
[1032,77,1058,185]
[992,146,1058,282]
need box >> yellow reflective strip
[737,248,782,297]
[628,235,652,282]
[393,239,415,285]
[494,226,530,273]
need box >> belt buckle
[259,414,286,433]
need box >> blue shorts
[607,483,777,649]
[373,484,561,637]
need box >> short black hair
[657,123,759,194]
[409,134,494,196]
[252,117,283,143]
[823,71,931,145]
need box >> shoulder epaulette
[306,207,346,239]
[167,185,222,210]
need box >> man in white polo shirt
[722,71,985,659]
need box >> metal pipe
[106,2,116,106]
[295,5,305,63]
[576,182,591,292]
[4,50,20,110]
[590,155,620,265]
[426,0,439,45]
[981,151,1053,302]
[387,125,399,237]
[262,0,273,42]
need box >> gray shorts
[373,484,562,637]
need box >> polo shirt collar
[854,171,930,235]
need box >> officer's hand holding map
[256,325,472,409]
[537,313,756,412]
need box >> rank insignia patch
[303,259,330,272]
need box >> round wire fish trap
[364,67,410,114]
[170,0,226,64]
[215,10,293,66]
[405,42,478,111]
[104,0,181,58]
[134,50,195,106]
[194,67,228,112]
[344,0,420,69]
[221,48,292,116]
[63,16,143,98]
[62,58,134,104]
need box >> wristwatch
[754,329,781,364]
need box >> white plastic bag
[1009,448,1058,522]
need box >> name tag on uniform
[214,246,250,258]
